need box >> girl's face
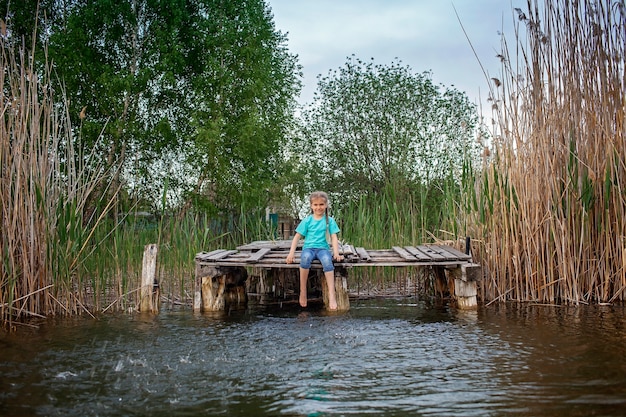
[310,197,327,217]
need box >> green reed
[335,180,465,294]
[337,181,461,247]
[74,208,277,312]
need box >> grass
[334,180,466,295]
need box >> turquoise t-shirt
[296,215,340,249]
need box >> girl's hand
[333,253,344,262]
[286,253,294,264]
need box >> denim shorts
[300,248,334,272]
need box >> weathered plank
[433,245,472,261]
[196,249,230,262]
[355,247,372,262]
[415,245,447,261]
[392,246,416,261]
[197,249,239,262]
[426,245,471,261]
[340,245,360,262]
[404,246,434,261]
[211,249,240,260]
[237,240,293,251]
[369,249,403,259]
[340,244,355,255]
[246,247,272,263]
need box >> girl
[286,191,343,310]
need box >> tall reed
[461,0,625,304]
[0,34,117,326]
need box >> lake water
[1,298,626,416]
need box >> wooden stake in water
[140,243,159,313]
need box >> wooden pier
[194,240,481,312]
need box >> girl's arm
[286,232,302,264]
[330,233,344,261]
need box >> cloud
[268,0,521,108]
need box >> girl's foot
[299,293,308,308]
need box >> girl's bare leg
[299,268,309,307]
[324,271,338,310]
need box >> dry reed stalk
[1,40,52,324]
[464,0,625,304]
[1,33,113,327]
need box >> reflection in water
[1,300,626,416]
[480,304,626,416]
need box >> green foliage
[0,0,60,51]
[297,56,482,200]
[3,0,301,216]
[293,56,483,241]
[184,0,301,214]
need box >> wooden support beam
[445,264,482,309]
[454,279,478,309]
[202,275,225,311]
[462,263,482,282]
[195,265,249,311]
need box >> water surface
[2,299,626,416]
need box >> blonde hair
[309,191,329,204]
[309,191,331,225]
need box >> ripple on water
[2,300,626,416]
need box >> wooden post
[322,267,350,311]
[193,262,203,312]
[197,266,248,311]
[445,263,482,309]
[139,243,158,313]
[202,275,226,311]
[246,267,277,305]
[433,266,449,300]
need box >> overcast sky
[266,0,524,112]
